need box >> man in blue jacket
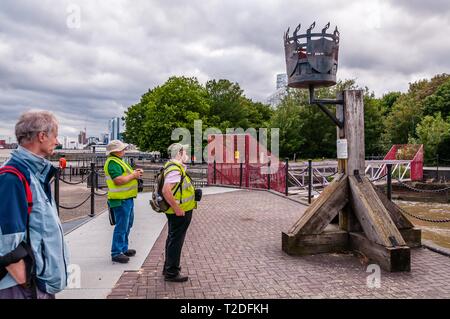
[0,110,69,299]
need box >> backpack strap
[163,162,186,195]
[0,166,33,215]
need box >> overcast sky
[0,0,449,141]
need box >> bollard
[96,169,99,190]
[54,168,60,216]
[387,164,392,201]
[267,160,271,190]
[90,162,95,217]
[213,160,217,185]
[285,158,289,196]
[240,162,243,188]
[436,154,439,181]
[308,159,312,204]
[69,165,72,182]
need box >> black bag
[149,163,185,213]
[108,206,116,226]
[195,188,203,202]
[137,178,144,192]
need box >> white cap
[106,140,128,156]
[168,143,190,159]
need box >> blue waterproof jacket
[0,146,69,294]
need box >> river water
[397,200,450,249]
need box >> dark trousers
[164,210,192,277]
[0,285,55,299]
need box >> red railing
[383,144,424,181]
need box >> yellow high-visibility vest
[163,161,197,214]
[104,156,138,200]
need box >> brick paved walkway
[108,190,450,299]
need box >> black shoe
[124,249,136,257]
[162,267,181,276]
[112,254,129,263]
[164,274,189,282]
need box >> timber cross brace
[282,23,421,272]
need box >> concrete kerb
[63,209,108,235]
[422,240,450,257]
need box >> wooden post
[336,92,346,174]
[343,90,365,176]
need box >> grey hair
[15,110,59,145]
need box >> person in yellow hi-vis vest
[104,140,143,264]
[162,143,197,282]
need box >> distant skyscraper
[266,73,288,107]
[108,117,121,141]
[276,73,288,90]
[100,133,109,144]
[78,130,87,145]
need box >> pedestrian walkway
[108,189,450,299]
[58,187,240,299]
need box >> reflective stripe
[108,185,138,193]
[180,194,195,204]
[182,180,192,190]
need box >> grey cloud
[390,0,450,16]
[0,0,449,140]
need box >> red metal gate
[207,134,286,193]
[383,144,424,181]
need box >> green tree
[381,74,450,148]
[409,113,450,163]
[124,76,210,155]
[379,91,401,115]
[205,79,246,130]
[437,134,450,162]
[269,89,305,158]
[422,78,450,119]
[364,91,386,156]
[124,77,273,155]
[205,79,272,131]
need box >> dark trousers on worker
[164,210,192,277]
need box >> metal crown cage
[284,22,339,89]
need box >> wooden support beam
[373,186,415,230]
[339,203,363,233]
[288,174,348,236]
[399,228,422,248]
[348,176,406,247]
[349,232,411,272]
[282,225,349,255]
